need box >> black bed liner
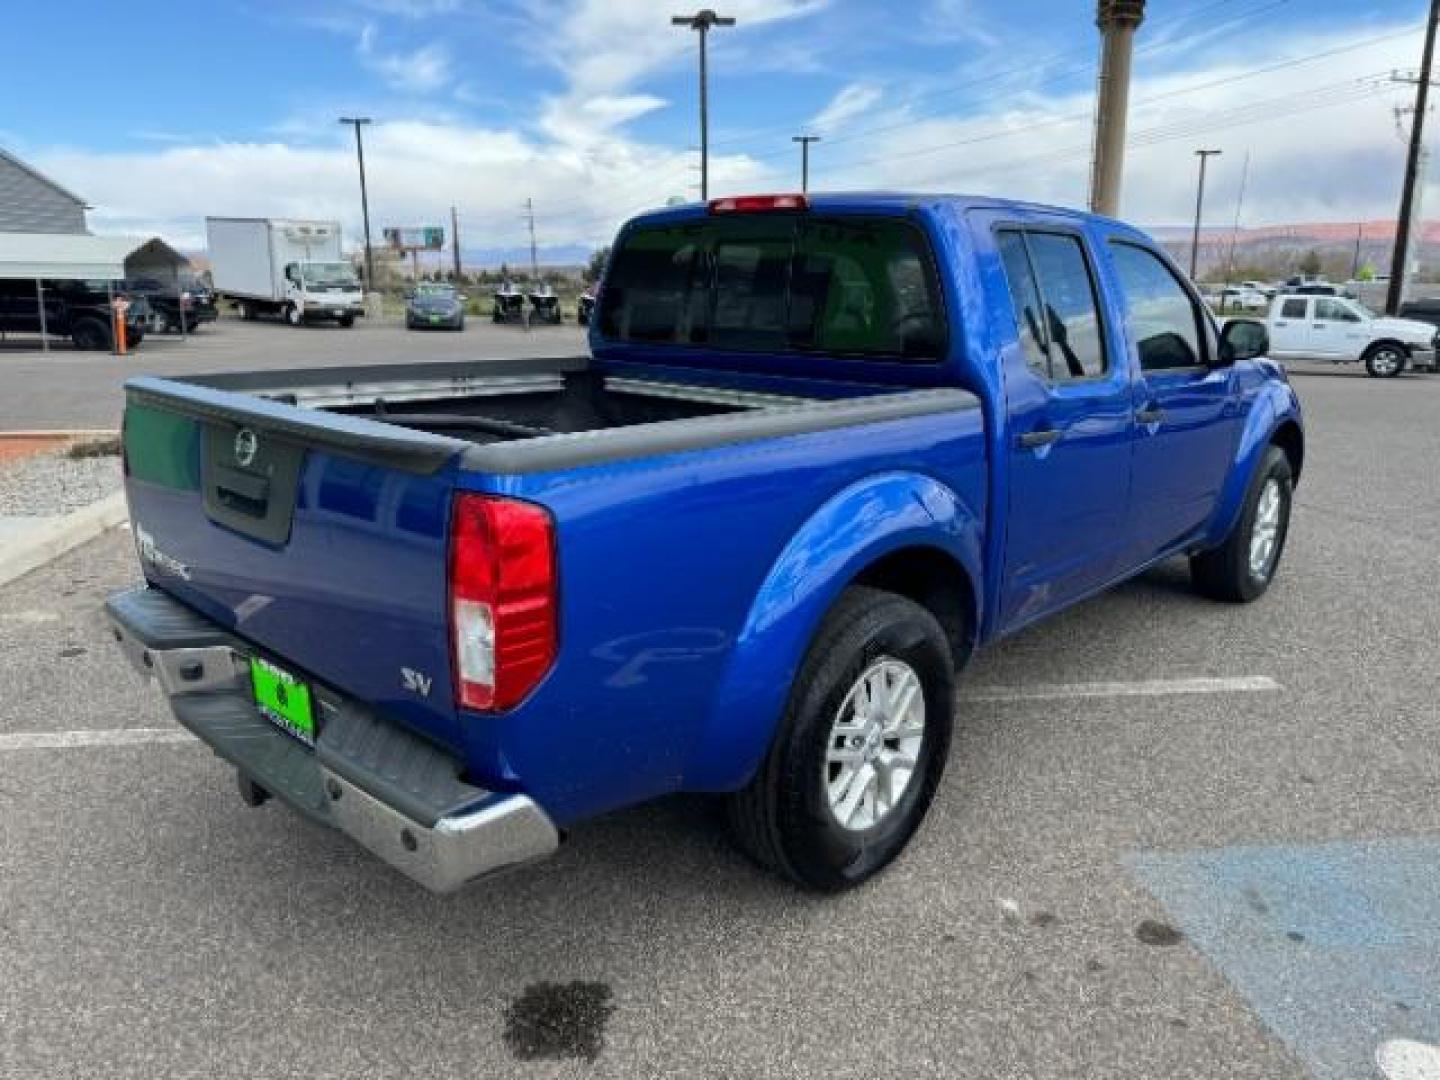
[127,355,979,476]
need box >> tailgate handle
[213,464,270,518]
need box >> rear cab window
[598,213,945,363]
[993,227,1107,382]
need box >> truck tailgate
[122,378,471,752]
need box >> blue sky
[0,0,1429,260]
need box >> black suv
[123,275,218,333]
[1398,298,1440,329]
[0,279,149,350]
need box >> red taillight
[708,193,809,214]
[448,493,557,711]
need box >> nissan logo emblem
[234,428,259,467]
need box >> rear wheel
[1190,444,1293,602]
[235,300,252,321]
[70,317,110,351]
[1364,342,1406,378]
[727,586,955,891]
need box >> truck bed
[143,356,974,475]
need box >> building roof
[0,147,88,208]
[0,232,138,279]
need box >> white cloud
[357,23,453,94]
[792,19,1421,228]
[810,83,883,134]
[19,10,1426,263]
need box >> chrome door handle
[1017,428,1062,449]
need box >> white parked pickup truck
[1266,293,1438,377]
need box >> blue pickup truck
[107,193,1302,893]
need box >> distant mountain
[1145,219,1435,280]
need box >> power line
[475,0,1315,227]
[449,20,1416,243]
[702,0,1251,156]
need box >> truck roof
[624,192,1144,236]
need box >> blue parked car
[107,193,1302,893]
[405,282,466,331]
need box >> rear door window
[1023,232,1107,380]
[995,230,1050,379]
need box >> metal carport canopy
[0,233,136,279]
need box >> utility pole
[1388,1,1439,313]
[1189,149,1222,282]
[792,134,820,192]
[450,205,462,279]
[1352,222,1365,281]
[338,117,375,291]
[1089,0,1146,216]
[672,10,736,201]
[524,197,539,281]
[1390,94,1435,309]
[1223,150,1250,303]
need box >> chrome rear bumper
[105,585,558,893]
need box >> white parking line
[1378,1039,1440,1080]
[0,728,196,751]
[965,675,1283,703]
[0,677,1281,751]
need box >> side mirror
[1218,318,1269,365]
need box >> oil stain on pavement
[504,981,615,1062]
[1129,838,1440,1080]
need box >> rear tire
[1364,342,1407,378]
[1190,445,1293,603]
[727,586,955,891]
[70,317,110,351]
[235,300,252,321]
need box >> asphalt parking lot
[1,363,1438,1078]
[0,316,590,430]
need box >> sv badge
[401,667,433,697]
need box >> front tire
[727,586,955,891]
[1190,445,1293,602]
[337,312,355,328]
[1364,343,1407,378]
[285,303,304,327]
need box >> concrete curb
[0,492,127,589]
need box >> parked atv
[528,282,562,326]
[492,281,526,325]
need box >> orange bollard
[112,298,128,355]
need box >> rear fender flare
[682,470,984,792]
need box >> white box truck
[206,217,364,328]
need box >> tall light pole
[672,10,735,201]
[1190,149,1222,282]
[792,134,820,192]
[1089,0,1146,216]
[338,117,375,291]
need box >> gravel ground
[0,448,122,515]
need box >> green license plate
[429,315,443,324]
[250,657,316,745]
